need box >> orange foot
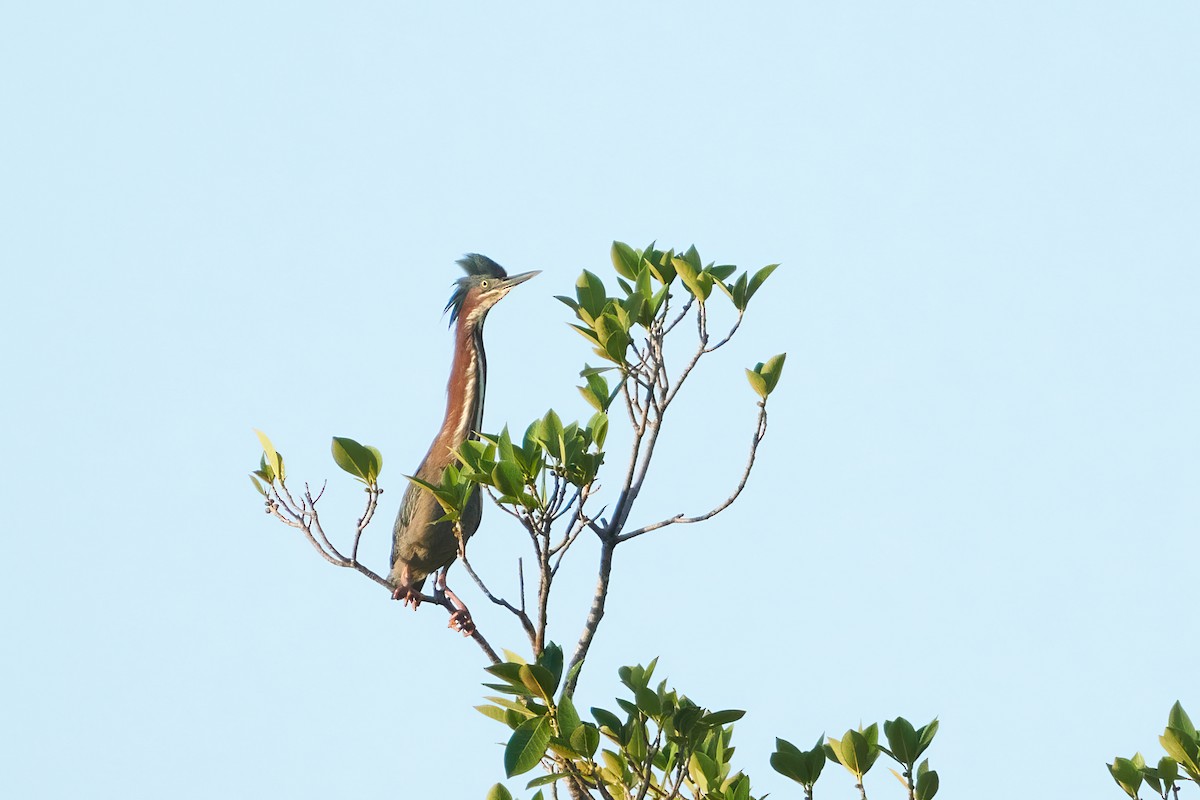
[447,608,476,636]
[391,585,422,608]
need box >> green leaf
[254,429,284,481]
[588,412,608,450]
[690,751,718,794]
[483,695,541,717]
[505,716,553,777]
[526,773,568,788]
[760,352,786,395]
[746,263,779,302]
[249,474,267,496]
[493,460,527,499]
[611,241,641,279]
[485,783,513,800]
[745,368,768,399]
[331,436,378,483]
[915,766,939,800]
[518,664,558,702]
[634,686,661,717]
[570,723,600,758]
[732,272,749,310]
[916,718,939,759]
[538,642,564,691]
[673,256,712,302]
[365,446,383,480]
[884,717,918,766]
[592,707,624,738]
[552,695,580,743]
[704,709,746,726]
[1158,756,1180,785]
[1109,757,1143,799]
[576,271,608,319]
[709,264,736,281]
[1169,702,1197,739]
[626,717,648,761]
[475,704,512,725]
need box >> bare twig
[458,542,537,645]
[663,294,693,334]
[704,312,744,353]
[350,485,380,564]
[617,403,768,543]
[266,476,501,664]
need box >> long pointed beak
[501,270,540,289]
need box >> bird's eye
[480,280,489,289]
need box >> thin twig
[663,294,693,334]
[458,544,537,645]
[617,403,768,543]
[703,312,743,353]
[350,485,380,564]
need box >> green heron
[389,254,538,634]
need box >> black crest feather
[445,253,509,323]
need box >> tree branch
[617,401,767,543]
[564,536,615,696]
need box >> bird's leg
[390,564,422,609]
[435,567,475,636]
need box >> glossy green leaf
[915,766,939,800]
[884,716,918,765]
[1158,756,1180,784]
[592,707,624,738]
[526,773,567,789]
[576,271,608,319]
[492,460,527,499]
[475,704,511,725]
[505,716,552,777]
[1169,702,1197,739]
[485,783,513,800]
[518,663,558,701]
[331,436,376,483]
[571,723,600,758]
[760,352,786,394]
[1109,758,1143,799]
[746,263,778,302]
[634,686,661,717]
[916,718,939,757]
[254,429,282,479]
[568,322,600,346]
[538,642,564,690]
[745,368,768,399]
[483,695,540,717]
[611,241,641,279]
[704,709,746,726]
[690,751,718,794]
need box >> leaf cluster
[408,411,608,520]
[1109,701,1198,799]
[557,242,783,399]
[249,428,286,494]
[772,716,939,799]
[480,648,759,800]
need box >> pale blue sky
[3,3,1197,799]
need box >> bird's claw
[447,609,476,636]
[391,586,422,609]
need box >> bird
[388,254,539,635]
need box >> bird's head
[445,254,539,326]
